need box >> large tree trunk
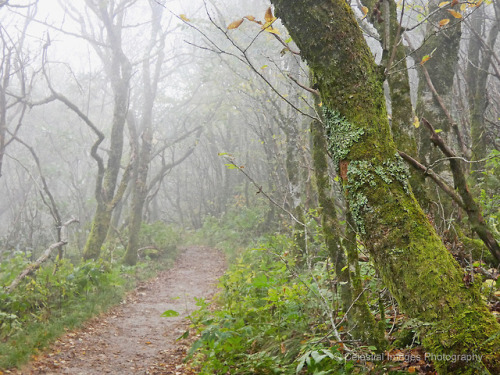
[124,2,165,265]
[83,78,129,260]
[270,1,500,373]
[365,0,423,201]
[468,1,500,173]
[82,1,132,260]
[310,113,352,315]
[416,0,463,156]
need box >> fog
[0,0,498,262]
[0,0,309,259]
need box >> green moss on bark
[323,107,364,164]
[271,0,500,372]
[346,212,387,350]
[311,113,352,314]
[83,204,112,260]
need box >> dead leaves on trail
[227,7,280,34]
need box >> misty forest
[0,0,499,374]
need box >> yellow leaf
[179,14,190,22]
[362,6,369,15]
[264,26,280,35]
[460,4,467,11]
[439,18,450,27]
[475,0,483,7]
[228,18,244,30]
[244,15,256,21]
[262,21,280,34]
[447,9,462,18]
[413,116,420,128]
[420,54,431,65]
[318,102,323,107]
[438,1,450,7]
[265,7,275,23]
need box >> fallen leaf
[179,14,190,22]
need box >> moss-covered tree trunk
[82,1,132,260]
[311,114,352,314]
[283,56,307,256]
[270,1,500,373]
[345,212,386,349]
[365,0,423,200]
[124,2,165,265]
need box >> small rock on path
[14,246,225,375]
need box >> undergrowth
[0,222,180,369]
[185,234,366,374]
[184,200,500,374]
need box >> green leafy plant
[185,234,362,374]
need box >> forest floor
[9,246,226,375]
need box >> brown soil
[12,246,225,375]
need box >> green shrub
[185,235,358,374]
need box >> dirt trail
[15,246,225,375]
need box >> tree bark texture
[468,1,499,171]
[311,115,352,315]
[415,0,463,161]
[270,1,500,373]
[82,1,132,260]
[124,2,165,265]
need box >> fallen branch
[6,241,66,293]
[6,218,79,293]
